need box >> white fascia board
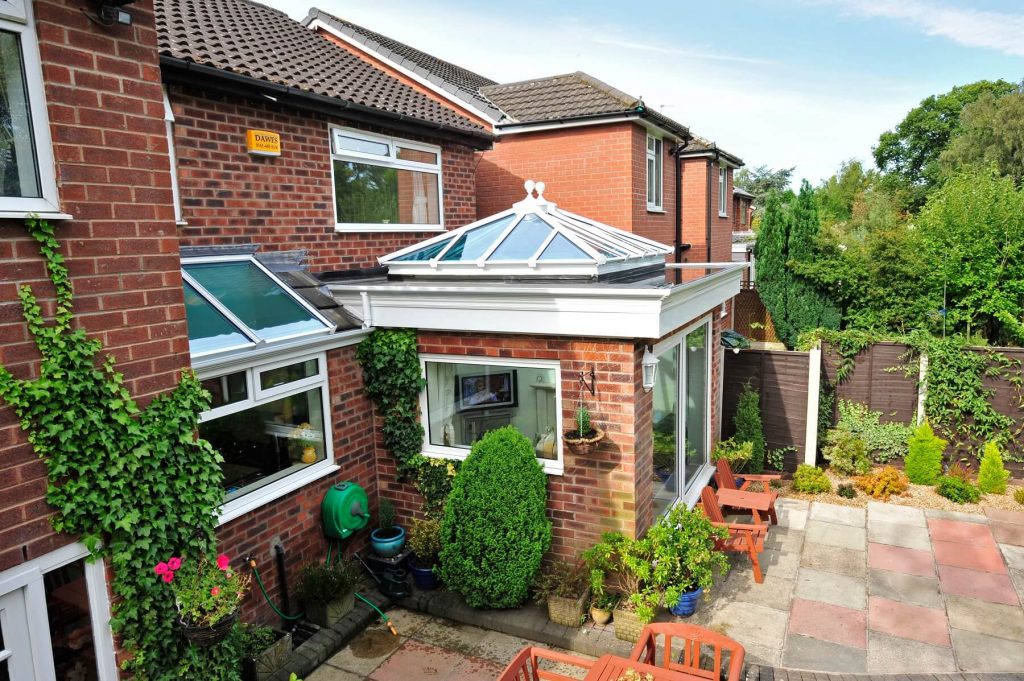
[658,267,743,338]
[495,115,641,136]
[191,327,371,375]
[326,284,668,338]
[306,19,500,127]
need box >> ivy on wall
[0,219,235,679]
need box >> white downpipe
[917,352,929,425]
[360,291,373,328]
[804,342,822,466]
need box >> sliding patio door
[651,318,712,516]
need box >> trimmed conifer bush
[734,383,766,473]
[438,426,551,608]
[977,441,1010,495]
[904,420,946,485]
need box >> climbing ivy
[0,219,233,679]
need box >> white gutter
[360,291,373,328]
[190,326,371,375]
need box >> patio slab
[809,502,865,527]
[800,541,866,579]
[757,547,801,577]
[867,520,932,550]
[937,564,1020,605]
[804,520,866,550]
[781,634,866,673]
[705,601,790,651]
[788,598,866,649]
[944,593,1024,641]
[927,517,998,546]
[991,520,1024,546]
[866,568,943,609]
[367,639,470,681]
[794,567,866,610]
[867,542,935,577]
[308,666,364,681]
[764,527,806,554]
[866,501,926,527]
[950,628,1024,672]
[999,542,1024,569]
[719,569,796,612]
[933,538,1008,573]
[775,498,809,531]
[865,631,957,674]
[412,617,489,655]
[925,507,988,523]
[984,507,1024,525]
[867,596,950,647]
[322,628,405,676]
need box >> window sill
[423,447,563,476]
[646,208,667,214]
[0,210,73,221]
[335,224,446,234]
[176,220,189,227]
[718,212,728,218]
[217,462,340,525]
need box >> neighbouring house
[732,186,755,286]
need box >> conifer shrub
[793,465,831,494]
[936,475,980,504]
[734,383,766,473]
[854,466,909,500]
[439,426,551,608]
[837,483,856,499]
[904,420,946,485]
[1014,487,1024,505]
[822,428,872,475]
[977,441,1010,495]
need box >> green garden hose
[249,559,304,620]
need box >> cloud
[827,0,1024,57]
[590,35,776,66]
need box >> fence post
[916,352,928,425]
[804,342,822,466]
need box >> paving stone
[410,617,489,654]
[999,543,1024,569]
[867,542,935,577]
[866,631,957,674]
[925,507,988,523]
[776,499,808,531]
[739,640,782,669]
[368,639,468,681]
[800,541,866,579]
[469,630,540,665]
[868,520,932,551]
[927,518,998,546]
[324,628,405,676]
[448,655,506,681]
[1012,568,1024,604]
[937,564,1020,605]
[950,628,1024,672]
[867,568,943,609]
[379,608,432,637]
[933,539,1008,573]
[867,596,950,647]
[945,593,1024,641]
[720,569,795,612]
[804,520,866,551]
[788,598,866,649]
[809,502,866,528]
[984,507,1024,525]
[764,527,806,554]
[705,601,789,651]
[782,633,866,672]
[867,501,926,527]
[759,547,801,578]
[991,520,1024,547]
[794,567,866,610]
[308,665,364,681]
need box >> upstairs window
[0,0,62,217]
[646,134,663,211]
[718,167,728,217]
[330,126,443,232]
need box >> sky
[265,0,1024,185]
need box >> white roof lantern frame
[379,180,672,278]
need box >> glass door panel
[683,325,709,490]
[652,346,679,518]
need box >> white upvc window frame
[329,125,445,233]
[196,350,337,525]
[0,0,68,219]
[718,167,728,218]
[418,354,564,475]
[646,134,663,211]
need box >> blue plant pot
[370,526,406,558]
[409,557,440,590]
[733,476,746,489]
[670,586,704,617]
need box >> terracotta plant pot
[304,591,354,628]
[546,587,590,628]
[564,427,605,455]
[590,605,612,626]
[612,605,645,642]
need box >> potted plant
[584,532,657,642]
[154,553,251,647]
[290,422,319,464]
[295,559,359,628]
[369,499,406,558]
[564,404,605,454]
[407,518,442,590]
[589,588,618,626]
[531,560,590,628]
[647,504,729,617]
[240,624,292,681]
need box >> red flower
[154,562,169,575]
[167,556,182,571]
[162,572,174,583]
[216,554,230,571]
[211,587,221,596]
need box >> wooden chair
[699,485,768,584]
[630,623,746,681]
[497,646,595,681]
[715,458,781,525]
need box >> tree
[940,89,1024,184]
[917,167,1024,344]
[734,164,795,215]
[754,191,791,341]
[817,159,876,228]
[873,80,1015,209]
[785,181,840,339]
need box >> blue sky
[267,0,1024,185]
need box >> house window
[0,0,62,217]
[646,135,663,211]
[420,355,563,474]
[718,167,728,217]
[330,126,443,232]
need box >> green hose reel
[322,481,370,540]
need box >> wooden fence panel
[822,342,919,425]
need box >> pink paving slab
[789,597,867,649]
[868,542,935,578]
[932,539,1008,573]
[937,564,1020,606]
[927,519,997,546]
[867,596,950,647]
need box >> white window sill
[718,212,728,218]
[646,208,667,214]
[423,447,563,476]
[0,210,73,220]
[217,462,340,525]
[176,220,189,227]
[335,224,446,233]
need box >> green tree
[817,159,876,228]
[917,167,1024,344]
[734,164,795,216]
[977,440,1010,494]
[785,181,840,340]
[904,420,946,485]
[941,88,1024,184]
[754,191,791,342]
[874,79,1015,209]
[733,383,765,473]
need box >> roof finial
[535,181,545,200]
[523,179,536,198]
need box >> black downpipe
[705,158,713,263]
[673,147,683,284]
[274,544,292,630]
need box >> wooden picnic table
[584,654,707,681]
[716,487,772,523]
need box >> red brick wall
[679,158,733,264]
[0,0,189,573]
[630,126,676,248]
[216,344,378,624]
[171,86,478,273]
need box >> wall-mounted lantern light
[641,347,658,393]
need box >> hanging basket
[564,427,605,455]
[180,610,237,647]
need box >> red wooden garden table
[715,487,772,524]
[584,654,707,681]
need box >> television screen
[456,370,517,411]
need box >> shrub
[1015,487,1024,505]
[713,437,753,473]
[295,560,359,603]
[936,475,981,504]
[904,420,946,485]
[854,466,909,500]
[378,498,396,530]
[734,383,766,473]
[439,426,551,608]
[767,446,795,471]
[947,461,974,482]
[408,518,442,566]
[793,465,831,494]
[837,483,856,499]
[836,400,913,464]
[977,441,1010,495]
[532,560,588,604]
[823,428,872,475]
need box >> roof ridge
[571,72,642,109]
[481,71,590,92]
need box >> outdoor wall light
[641,347,658,393]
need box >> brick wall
[216,344,378,624]
[0,0,188,573]
[630,126,676,248]
[679,158,733,264]
[171,86,478,273]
